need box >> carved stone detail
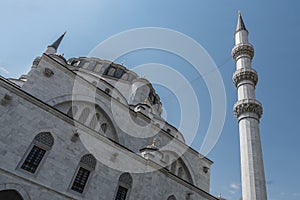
[0,94,12,106]
[80,154,97,170]
[32,57,41,68]
[233,68,258,87]
[234,99,263,119]
[44,68,54,77]
[232,43,254,60]
[34,132,54,150]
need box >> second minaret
[232,12,267,200]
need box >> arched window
[107,67,116,76]
[121,73,128,80]
[101,123,107,133]
[70,154,96,194]
[89,114,99,130]
[20,132,54,174]
[170,161,176,174]
[114,173,132,200]
[164,155,170,164]
[78,107,90,124]
[167,195,177,200]
[0,190,24,200]
[178,167,183,178]
[67,106,78,119]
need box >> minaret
[45,32,66,55]
[232,12,267,200]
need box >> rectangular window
[115,186,128,200]
[71,167,90,193]
[21,145,46,173]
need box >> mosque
[0,13,267,200]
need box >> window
[71,167,90,193]
[101,123,107,133]
[89,114,99,129]
[114,173,132,200]
[178,167,183,178]
[67,106,78,119]
[20,132,54,174]
[104,65,125,78]
[70,154,96,194]
[78,107,90,124]
[107,67,116,76]
[115,186,128,200]
[171,161,176,174]
[21,146,46,173]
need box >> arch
[0,183,30,200]
[80,154,97,170]
[20,132,54,173]
[47,95,124,144]
[70,154,96,194]
[0,190,24,200]
[33,132,54,149]
[118,172,133,186]
[114,173,133,200]
[161,150,194,184]
[167,195,177,200]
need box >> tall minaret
[232,12,267,200]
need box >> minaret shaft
[232,12,267,200]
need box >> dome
[67,57,163,116]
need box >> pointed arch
[161,150,194,184]
[167,195,177,200]
[0,183,30,200]
[70,154,96,194]
[114,173,133,200]
[20,132,54,174]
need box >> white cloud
[229,190,236,194]
[230,183,240,190]
[0,67,9,74]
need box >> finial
[151,138,157,146]
[236,11,248,32]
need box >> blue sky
[0,1,299,200]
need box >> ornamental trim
[232,43,254,60]
[233,68,258,87]
[234,99,263,119]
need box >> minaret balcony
[234,99,263,119]
[232,43,254,61]
[233,68,258,87]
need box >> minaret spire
[232,12,267,200]
[236,11,248,32]
[45,32,66,55]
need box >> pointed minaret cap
[236,11,248,32]
[45,32,66,55]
